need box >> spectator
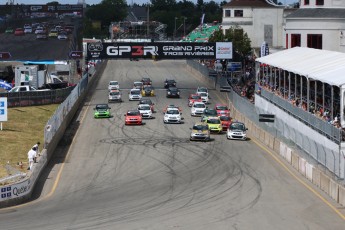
[27,147,36,170]
[32,142,40,159]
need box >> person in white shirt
[27,147,37,170]
[32,142,40,162]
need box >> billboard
[87,42,233,60]
[0,4,83,61]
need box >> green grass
[0,104,59,181]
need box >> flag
[200,13,205,26]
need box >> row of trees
[84,0,227,39]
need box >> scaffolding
[110,21,167,41]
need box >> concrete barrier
[273,138,280,153]
[291,151,299,170]
[312,167,321,187]
[298,157,306,176]
[306,162,313,181]
[329,179,339,202]
[320,173,331,195]
[285,147,292,164]
[339,185,345,207]
[280,143,287,158]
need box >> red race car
[219,115,232,131]
[125,110,143,125]
[188,94,202,107]
[215,104,230,116]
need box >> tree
[86,0,127,29]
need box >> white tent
[256,47,345,87]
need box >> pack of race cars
[93,78,247,141]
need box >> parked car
[5,27,14,34]
[24,26,33,34]
[57,32,68,40]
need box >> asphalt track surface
[1,60,344,229]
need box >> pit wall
[186,60,345,208]
[0,62,107,208]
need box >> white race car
[164,107,182,124]
[199,92,209,104]
[226,122,248,140]
[191,101,206,116]
[138,104,153,118]
[108,81,120,91]
[129,88,142,101]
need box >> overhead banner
[87,42,233,60]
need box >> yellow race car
[141,85,155,96]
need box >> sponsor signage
[259,114,275,123]
[216,42,233,59]
[87,42,232,60]
[69,51,83,59]
[227,62,242,72]
[0,97,7,122]
[260,41,269,57]
[0,179,31,201]
[0,52,11,60]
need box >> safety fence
[0,87,74,108]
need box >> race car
[163,104,182,113]
[125,110,143,125]
[141,85,155,96]
[219,115,232,131]
[163,107,183,124]
[227,122,248,140]
[164,79,177,88]
[133,81,143,89]
[166,87,180,98]
[215,104,230,116]
[108,81,119,91]
[138,104,153,119]
[200,108,218,122]
[188,94,202,107]
[205,116,222,133]
[129,88,142,101]
[196,86,208,95]
[139,99,155,112]
[199,92,209,104]
[190,122,210,141]
[94,104,111,118]
[108,90,122,102]
[141,77,152,85]
[191,102,206,116]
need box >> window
[304,0,309,5]
[307,34,322,49]
[225,10,231,17]
[316,0,324,5]
[234,10,243,17]
[291,34,301,48]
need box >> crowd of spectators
[257,74,342,131]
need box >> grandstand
[180,23,220,42]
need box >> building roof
[223,0,276,8]
[256,47,345,87]
[286,8,345,18]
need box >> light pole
[174,17,177,41]
[183,17,186,37]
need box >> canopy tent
[256,47,345,87]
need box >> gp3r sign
[0,97,7,122]
[87,42,232,60]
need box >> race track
[0,60,344,230]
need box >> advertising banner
[87,42,232,60]
[0,178,31,202]
[0,97,7,122]
[215,42,233,59]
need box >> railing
[257,85,341,143]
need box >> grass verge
[0,104,59,180]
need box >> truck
[9,85,38,92]
[14,64,71,90]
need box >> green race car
[5,27,14,34]
[94,104,111,118]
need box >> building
[221,0,286,49]
[285,0,345,52]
